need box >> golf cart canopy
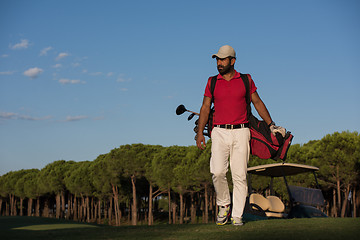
[247,163,319,177]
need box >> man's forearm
[254,101,272,125]
[197,105,210,135]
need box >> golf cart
[243,162,328,221]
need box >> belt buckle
[225,124,233,129]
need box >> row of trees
[0,131,359,225]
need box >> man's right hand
[196,96,211,150]
[196,133,206,150]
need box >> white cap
[212,45,236,59]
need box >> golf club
[188,113,195,121]
[176,104,199,116]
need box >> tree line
[0,131,359,225]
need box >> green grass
[0,216,359,240]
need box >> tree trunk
[61,191,66,218]
[74,196,78,221]
[86,196,90,222]
[111,184,119,226]
[82,196,86,221]
[35,197,40,217]
[168,188,171,224]
[341,184,350,218]
[56,193,61,219]
[179,193,184,224]
[148,184,153,226]
[131,175,137,226]
[172,202,177,224]
[10,194,14,216]
[27,198,33,216]
[19,198,24,216]
[353,187,356,218]
[66,193,71,219]
[94,200,97,222]
[115,194,120,226]
[13,198,17,216]
[5,202,10,216]
[78,197,82,221]
[336,166,341,216]
[332,188,337,217]
[191,192,196,224]
[0,198,2,215]
[104,199,108,223]
[98,199,102,223]
[204,184,209,223]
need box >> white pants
[210,126,250,219]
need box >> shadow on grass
[1,216,360,240]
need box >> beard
[217,62,234,75]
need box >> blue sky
[1,0,359,175]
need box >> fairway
[1,216,359,240]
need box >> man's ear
[231,58,236,66]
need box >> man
[196,45,284,226]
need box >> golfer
[196,45,285,226]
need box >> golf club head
[176,104,187,115]
[188,113,195,121]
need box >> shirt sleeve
[248,74,257,95]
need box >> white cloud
[65,115,88,122]
[1,54,9,58]
[40,46,53,56]
[10,39,29,50]
[56,52,70,61]
[23,67,43,79]
[117,75,132,82]
[120,88,128,92]
[0,112,17,119]
[53,63,62,68]
[0,71,15,75]
[0,111,52,121]
[107,72,114,77]
[59,78,85,85]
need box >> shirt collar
[217,70,240,80]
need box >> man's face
[216,57,234,75]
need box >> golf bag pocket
[250,128,279,159]
[249,115,293,161]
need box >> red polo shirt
[204,71,257,125]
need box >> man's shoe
[216,205,231,226]
[231,217,243,226]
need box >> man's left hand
[269,122,286,137]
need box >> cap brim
[212,54,227,59]
[212,53,235,59]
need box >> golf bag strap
[210,75,218,104]
[240,73,252,120]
